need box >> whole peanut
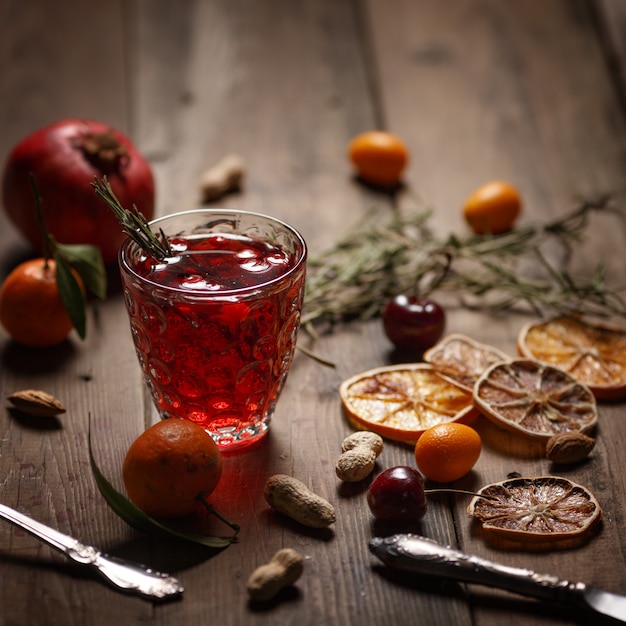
[264,474,336,528]
[199,153,245,202]
[247,548,304,602]
[336,431,384,482]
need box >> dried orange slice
[424,333,510,391]
[518,316,626,400]
[473,359,597,439]
[339,363,478,445]
[468,476,602,546]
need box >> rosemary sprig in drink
[303,194,626,330]
[91,176,173,260]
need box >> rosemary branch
[302,194,626,329]
[91,176,172,260]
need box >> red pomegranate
[2,119,155,263]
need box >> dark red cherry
[381,295,445,354]
[367,466,427,522]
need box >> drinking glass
[119,209,307,451]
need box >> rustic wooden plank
[127,1,467,625]
[0,1,151,624]
[1,0,625,625]
[596,0,626,91]
[0,0,129,260]
[367,0,626,625]
[0,0,129,155]
[128,0,378,247]
[122,3,463,624]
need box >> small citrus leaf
[54,253,87,339]
[87,421,234,549]
[55,242,107,300]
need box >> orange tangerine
[348,131,409,186]
[468,476,602,546]
[123,419,223,518]
[339,363,477,445]
[414,422,482,483]
[423,333,510,391]
[473,359,597,440]
[518,315,626,400]
[462,180,521,234]
[0,257,83,347]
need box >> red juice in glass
[119,210,307,451]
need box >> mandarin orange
[462,180,521,234]
[0,257,82,347]
[348,131,409,186]
[123,419,223,518]
[414,422,482,483]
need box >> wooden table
[2,1,626,624]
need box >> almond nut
[546,431,595,464]
[7,389,66,417]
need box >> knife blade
[0,503,183,601]
[369,534,626,623]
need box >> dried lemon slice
[468,476,602,546]
[339,363,477,445]
[424,333,510,391]
[518,316,626,400]
[473,359,597,439]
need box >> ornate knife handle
[369,534,587,607]
[0,503,183,601]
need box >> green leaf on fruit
[87,420,235,549]
[28,172,108,340]
[55,253,87,339]
[55,242,107,300]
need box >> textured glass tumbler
[119,209,307,451]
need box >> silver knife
[0,503,183,601]
[370,534,626,623]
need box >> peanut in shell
[247,548,304,602]
[264,474,336,528]
[336,431,384,482]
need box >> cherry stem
[425,488,497,501]
[196,495,241,536]
[28,173,54,268]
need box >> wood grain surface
[1,1,625,625]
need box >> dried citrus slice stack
[339,363,477,444]
[468,476,602,546]
[424,333,510,391]
[518,316,626,400]
[473,359,597,439]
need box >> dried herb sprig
[303,194,626,331]
[91,176,173,260]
